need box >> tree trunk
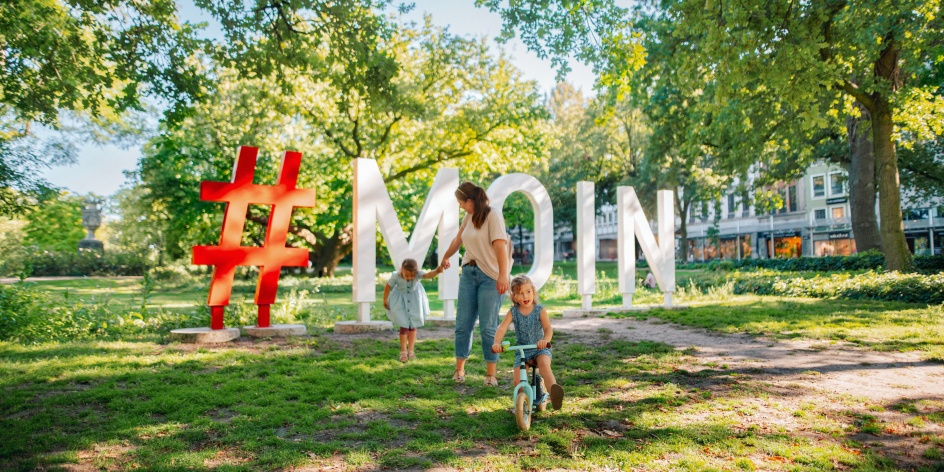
[873,99,913,271]
[311,228,353,277]
[871,37,914,272]
[847,104,882,253]
[675,191,689,262]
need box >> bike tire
[515,391,532,431]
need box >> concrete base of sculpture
[169,327,240,343]
[561,308,609,318]
[334,320,393,334]
[244,324,307,337]
[425,316,456,327]
[605,306,651,314]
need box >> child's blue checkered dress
[511,303,552,367]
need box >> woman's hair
[509,275,537,306]
[400,258,418,274]
[455,181,491,229]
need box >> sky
[40,1,600,197]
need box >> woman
[439,181,510,386]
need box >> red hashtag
[193,146,316,329]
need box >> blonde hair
[510,275,538,306]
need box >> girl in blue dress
[383,258,442,362]
[492,275,565,410]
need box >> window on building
[727,194,736,218]
[778,188,788,214]
[814,209,826,220]
[811,174,826,198]
[829,172,845,196]
[831,206,845,221]
[903,207,929,221]
[742,201,750,217]
[788,185,798,212]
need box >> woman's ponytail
[456,181,491,229]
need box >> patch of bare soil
[556,316,944,470]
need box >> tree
[486,0,944,271]
[538,83,648,238]
[655,0,943,271]
[22,192,86,252]
[0,0,207,214]
[140,21,550,275]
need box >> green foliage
[698,252,944,273]
[22,192,85,251]
[140,20,550,271]
[476,0,645,93]
[727,269,944,305]
[0,0,206,126]
[0,249,150,277]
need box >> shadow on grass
[0,333,938,470]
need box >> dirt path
[551,316,944,469]
[555,316,944,402]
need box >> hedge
[0,248,151,277]
[728,269,944,305]
[697,252,944,273]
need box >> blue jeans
[455,264,504,363]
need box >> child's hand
[537,340,549,349]
[383,300,390,310]
[491,343,503,353]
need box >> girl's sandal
[407,351,416,361]
[483,375,499,387]
[399,352,408,363]
[452,370,465,383]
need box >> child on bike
[492,275,565,410]
[384,258,442,362]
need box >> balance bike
[500,340,551,431]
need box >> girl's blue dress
[511,303,552,367]
[386,270,429,329]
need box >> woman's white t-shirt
[460,208,509,281]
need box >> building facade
[518,161,943,262]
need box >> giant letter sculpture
[193,146,316,329]
[487,174,554,290]
[576,181,596,309]
[351,158,459,324]
[617,188,676,308]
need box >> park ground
[1,264,943,471]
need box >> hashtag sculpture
[193,146,316,330]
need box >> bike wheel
[515,391,532,431]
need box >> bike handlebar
[499,340,551,352]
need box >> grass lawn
[2,274,944,469]
[3,330,934,471]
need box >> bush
[0,282,318,344]
[0,248,151,277]
[696,251,944,274]
[727,269,944,304]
